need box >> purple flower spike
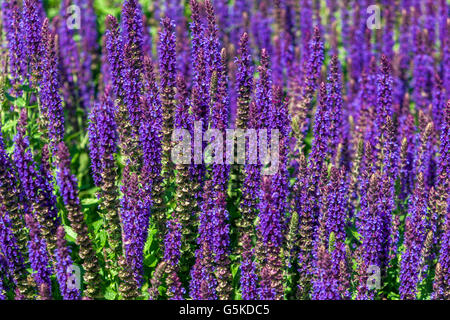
[139,57,162,228]
[400,172,429,299]
[105,15,124,100]
[158,17,177,177]
[24,214,52,295]
[2,0,26,94]
[302,26,324,104]
[54,226,80,300]
[235,33,253,130]
[22,0,43,79]
[122,0,145,129]
[0,206,31,298]
[54,142,101,298]
[39,19,65,147]
[240,232,258,300]
[120,164,145,286]
[13,111,59,253]
[164,219,185,300]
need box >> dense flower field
[0,0,448,300]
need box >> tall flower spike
[155,17,177,242]
[379,116,399,269]
[56,0,82,117]
[0,206,33,298]
[257,176,284,300]
[12,109,43,211]
[0,127,29,259]
[239,231,258,300]
[235,33,253,130]
[120,164,145,286]
[148,261,166,300]
[432,74,446,133]
[348,1,364,89]
[308,82,330,202]
[122,0,145,130]
[117,256,139,299]
[164,219,185,300]
[295,152,314,298]
[255,49,273,128]
[268,85,290,219]
[311,241,339,300]
[159,17,177,180]
[325,168,350,299]
[87,106,102,187]
[22,0,43,80]
[356,171,383,299]
[24,214,52,295]
[412,30,434,110]
[204,0,220,79]
[188,8,209,245]
[326,55,344,160]
[295,82,330,299]
[299,0,313,57]
[38,145,61,254]
[302,26,324,104]
[2,0,26,94]
[190,181,217,300]
[13,111,59,254]
[88,91,122,259]
[375,55,393,139]
[399,172,429,299]
[139,57,162,251]
[190,0,205,77]
[76,0,98,109]
[55,142,101,298]
[238,101,261,233]
[263,85,290,300]
[39,19,65,147]
[105,15,124,100]
[190,243,216,299]
[173,74,197,261]
[210,49,232,300]
[54,226,80,300]
[291,24,324,151]
[176,17,191,83]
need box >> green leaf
[91,219,103,233]
[81,197,99,207]
[350,228,361,242]
[63,225,78,242]
[14,97,26,107]
[1,119,18,132]
[231,263,240,278]
[104,287,117,300]
[328,232,336,253]
[98,230,107,249]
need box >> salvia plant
[0,0,448,301]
